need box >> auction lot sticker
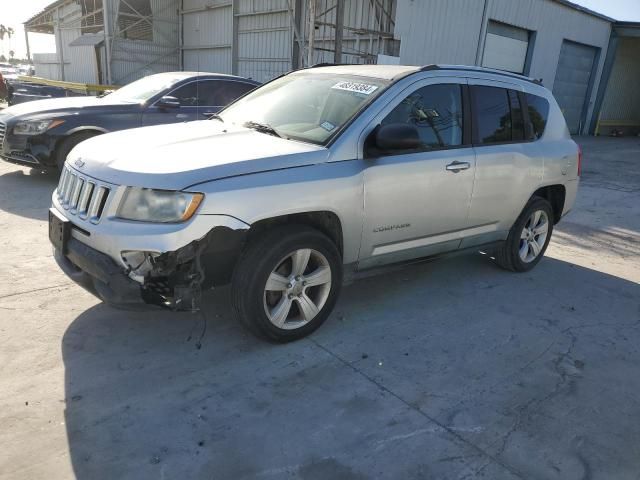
[332,81,379,95]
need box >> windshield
[107,73,188,103]
[220,73,389,145]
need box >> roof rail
[420,64,543,85]
[308,63,336,69]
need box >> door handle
[446,161,471,172]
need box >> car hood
[1,96,131,118]
[68,120,329,190]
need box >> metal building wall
[109,0,181,85]
[59,3,99,83]
[599,37,640,129]
[182,0,233,74]
[181,0,291,81]
[236,0,294,82]
[394,0,612,133]
[34,2,100,83]
[300,0,397,66]
[181,0,397,82]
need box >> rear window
[525,93,550,140]
[472,86,512,144]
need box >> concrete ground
[0,136,638,480]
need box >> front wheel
[55,131,99,170]
[494,197,554,272]
[231,225,343,342]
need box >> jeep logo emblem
[74,158,85,168]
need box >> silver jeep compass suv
[50,64,580,342]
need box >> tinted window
[381,84,463,149]
[170,82,198,107]
[473,86,512,144]
[199,80,256,106]
[508,90,525,141]
[525,93,550,140]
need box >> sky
[0,0,639,60]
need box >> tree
[0,25,15,40]
[0,55,5,63]
[9,50,14,59]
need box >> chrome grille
[56,166,112,223]
[0,121,6,150]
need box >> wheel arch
[531,184,566,224]
[247,211,344,259]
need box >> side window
[169,82,198,107]
[508,90,525,141]
[381,84,464,149]
[196,80,223,106]
[472,86,512,144]
[199,81,256,106]
[525,93,550,140]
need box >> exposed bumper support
[54,226,248,311]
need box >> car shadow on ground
[61,254,640,479]
[0,167,58,221]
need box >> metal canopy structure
[24,0,179,85]
[24,0,398,85]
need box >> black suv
[0,72,259,170]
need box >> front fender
[195,161,365,264]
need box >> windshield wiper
[207,113,224,122]
[243,121,282,138]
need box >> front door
[359,80,476,269]
[141,81,200,126]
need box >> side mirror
[374,123,422,151]
[156,95,180,109]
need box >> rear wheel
[231,225,342,342]
[494,197,554,272]
[55,131,99,170]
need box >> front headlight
[13,119,65,136]
[117,187,204,223]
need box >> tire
[231,225,343,342]
[494,196,554,272]
[55,132,99,170]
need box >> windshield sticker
[321,121,336,132]
[332,81,379,95]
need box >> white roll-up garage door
[482,21,530,74]
[552,40,598,135]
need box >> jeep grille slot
[56,165,112,223]
[0,121,6,150]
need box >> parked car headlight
[13,119,65,135]
[117,187,204,223]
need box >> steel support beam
[231,0,239,75]
[334,0,345,64]
[308,0,316,66]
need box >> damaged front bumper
[52,217,249,311]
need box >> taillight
[577,145,583,177]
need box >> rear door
[464,81,542,246]
[358,78,476,269]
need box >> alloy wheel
[519,210,549,263]
[263,248,332,330]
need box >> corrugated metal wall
[182,0,233,74]
[181,0,396,82]
[301,0,397,66]
[110,0,181,85]
[236,0,294,81]
[599,37,640,125]
[394,0,612,133]
[33,53,65,81]
[44,2,98,83]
